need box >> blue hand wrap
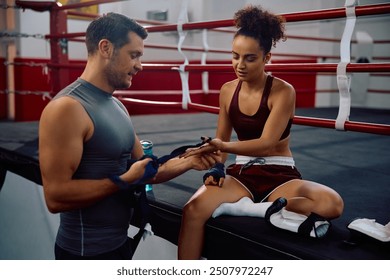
[133,155,159,185]
[111,155,158,191]
[203,163,225,184]
[108,174,130,191]
[115,137,213,190]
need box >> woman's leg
[267,179,344,219]
[264,179,344,237]
[212,196,273,218]
[212,179,344,220]
[178,176,251,260]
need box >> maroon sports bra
[228,75,292,141]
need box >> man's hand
[122,157,154,184]
[190,150,222,171]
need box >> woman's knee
[182,199,209,224]
[328,191,344,218]
[314,188,344,219]
[293,180,344,219]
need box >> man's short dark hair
[85,13,148,54]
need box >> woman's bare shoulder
[220,79,240,94]
[272,76,295,94]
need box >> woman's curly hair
[234,5,286,54]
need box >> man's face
[105,32,144,90]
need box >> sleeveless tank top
[229,75,292,141]
[54,78,136,256]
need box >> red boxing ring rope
[118,99,390,136]
[145,3,390,33]
[141,63,390,73]
[49,36,388,61]
[45,62,390,73]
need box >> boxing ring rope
[11,0,390,136]
[43,61,390,72]
[137,63,390,73]
[52,35,388,61]
[118,97,390,136]
[139,44,388,61]
[144,3,390,32]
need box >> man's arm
[39,97,118,213]
[149,152,222,184]
[39,97,148,213]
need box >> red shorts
[226,164,302,203]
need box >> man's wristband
[108,174,129,191]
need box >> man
[39,13,220,260]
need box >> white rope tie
[201,29,210,94]
[176,0,191,110]
[335,0,358,130]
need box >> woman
[177,5,344,260]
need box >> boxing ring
[1,0,390,259]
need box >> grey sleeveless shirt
[53,78,136,256]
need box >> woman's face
[231,35,270,82]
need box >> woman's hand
[181,138,224,158]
